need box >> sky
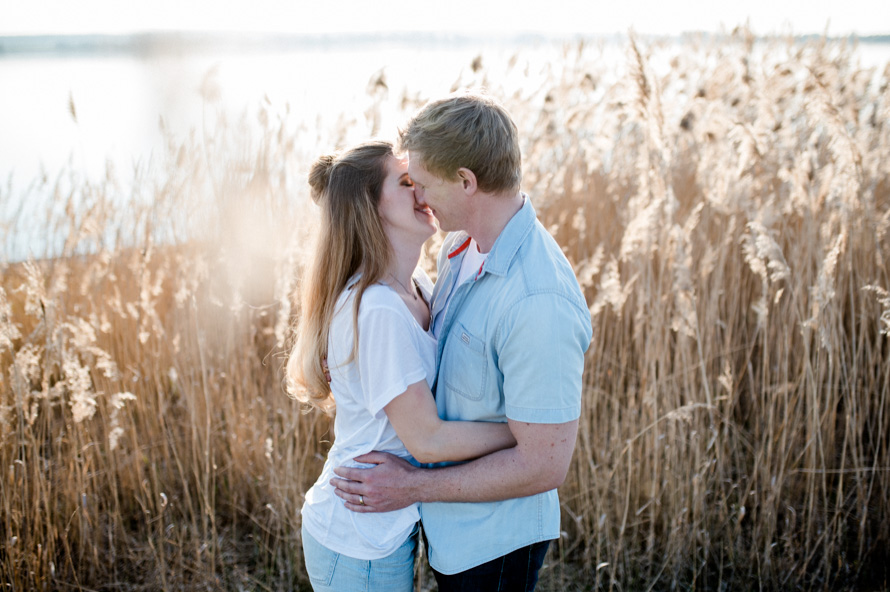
[1,0,887,37]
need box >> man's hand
[331,451,421,513]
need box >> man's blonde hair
[399,91,521,194]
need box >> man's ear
[456,168,477,195]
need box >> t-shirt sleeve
[496,293,592,423]
[356,302,428,417]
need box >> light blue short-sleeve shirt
[421,196,593,575]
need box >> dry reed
[2,30,889,590]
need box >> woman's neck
[385,236,424,286]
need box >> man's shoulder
[512,219,582,293]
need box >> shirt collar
[444,194,535,277]
[476,193,535,277]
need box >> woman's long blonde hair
[286,140,394,413]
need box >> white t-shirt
[300,270,436,560]
[432,238,488,338]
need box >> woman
[286,140,515,591]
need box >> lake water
[1,35,888,260]
[3,35,887,190]
[0,36,570,195]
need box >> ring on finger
[359,494,365,506]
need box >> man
[331,91,592,591]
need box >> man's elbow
[540,463,570,492]
[522,455,571,494]
[512,419,579,493]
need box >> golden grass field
[2,31,889,590]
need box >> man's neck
[466,191,524,253]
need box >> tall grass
[2,30,889,590]
[529,32,890,590]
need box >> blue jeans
[432,540,551,592]
[301,523,417,592]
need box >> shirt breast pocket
[442,322,488,402]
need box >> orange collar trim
[447,237,472,259]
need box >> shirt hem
[301,511,419,561]
[427,533,559,575]
[366,367,428,416]
[505,405,581,424]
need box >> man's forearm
[412,419,577,503]
[412,448,556,503]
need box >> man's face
[407,155,468,233]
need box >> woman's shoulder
[331,284,405,335]
[355,283,405,314]
[339,275,427,319]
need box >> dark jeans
[432,540,551,592]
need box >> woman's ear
[456,167,478,195]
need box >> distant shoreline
[0,32,585,56]
[1,31,889,57]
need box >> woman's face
[378,155,437,246]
